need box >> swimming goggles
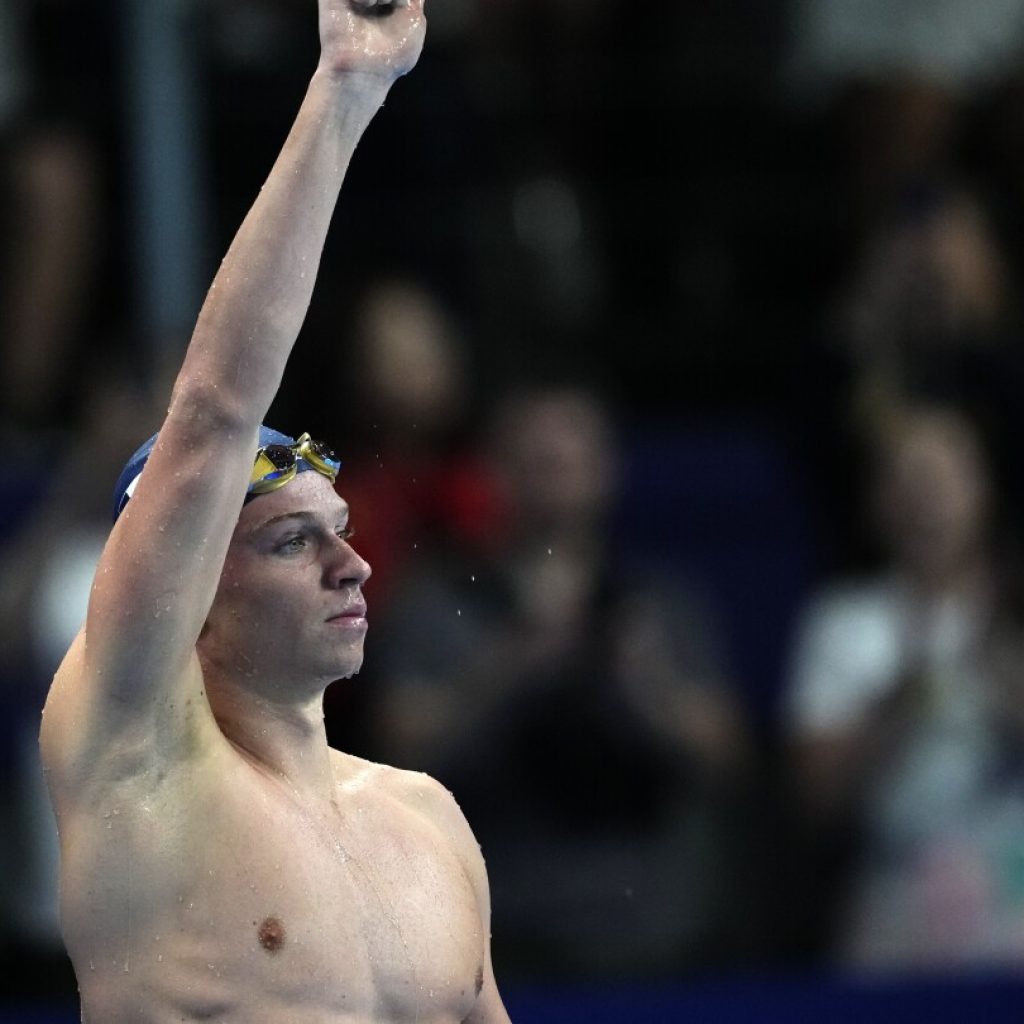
[249,432,341,495]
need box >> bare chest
[64,776,484,1021]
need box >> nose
[325,535,372,590]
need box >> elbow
[172,325,285,428]
[167,379,266,438]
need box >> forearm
[174,68,389,423]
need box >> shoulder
[332,752,485,871]
[389,766,467,830]
[335,752,471,834]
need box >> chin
[331,656,364,682]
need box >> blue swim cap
[112,424,306,523]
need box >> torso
[50,711,484,1023]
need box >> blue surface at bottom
[7,972,1024,1023]
[503,972,1024,1024]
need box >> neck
[205,676,336,798]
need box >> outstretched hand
[319,0,426,81]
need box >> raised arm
[179,0,424,425]
[43,1,426,780]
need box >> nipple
[256,917,287,953]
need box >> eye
[336,526,355,542]
[276,534,308,553]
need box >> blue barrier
[7,972,1024,1024]
[503,973,1024,1024]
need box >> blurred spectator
[306,274,503,756]
[779,3,1024,514]
[782,400,1024,971]
[0,0,119,439]
[0,364,162,988]
[363,383,761,980]
[786,0,1024,222]
[0,126,98,435]
[840,187,1011,365]
[833,183,1021,412]
[317,273,502,614]
[805,179,1024,560]
[458,0,615,378]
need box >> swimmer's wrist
[307,66,393,134]
[313,62,394,98]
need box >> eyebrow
[251,504,350,534]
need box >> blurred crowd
[8,0,1024,1000]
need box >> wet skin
[41,473,498,1022]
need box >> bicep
[84,405,258,707]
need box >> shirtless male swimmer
[39,2,512,1021]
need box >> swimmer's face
[200,472,371,692]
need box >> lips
[326,602,367,623]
